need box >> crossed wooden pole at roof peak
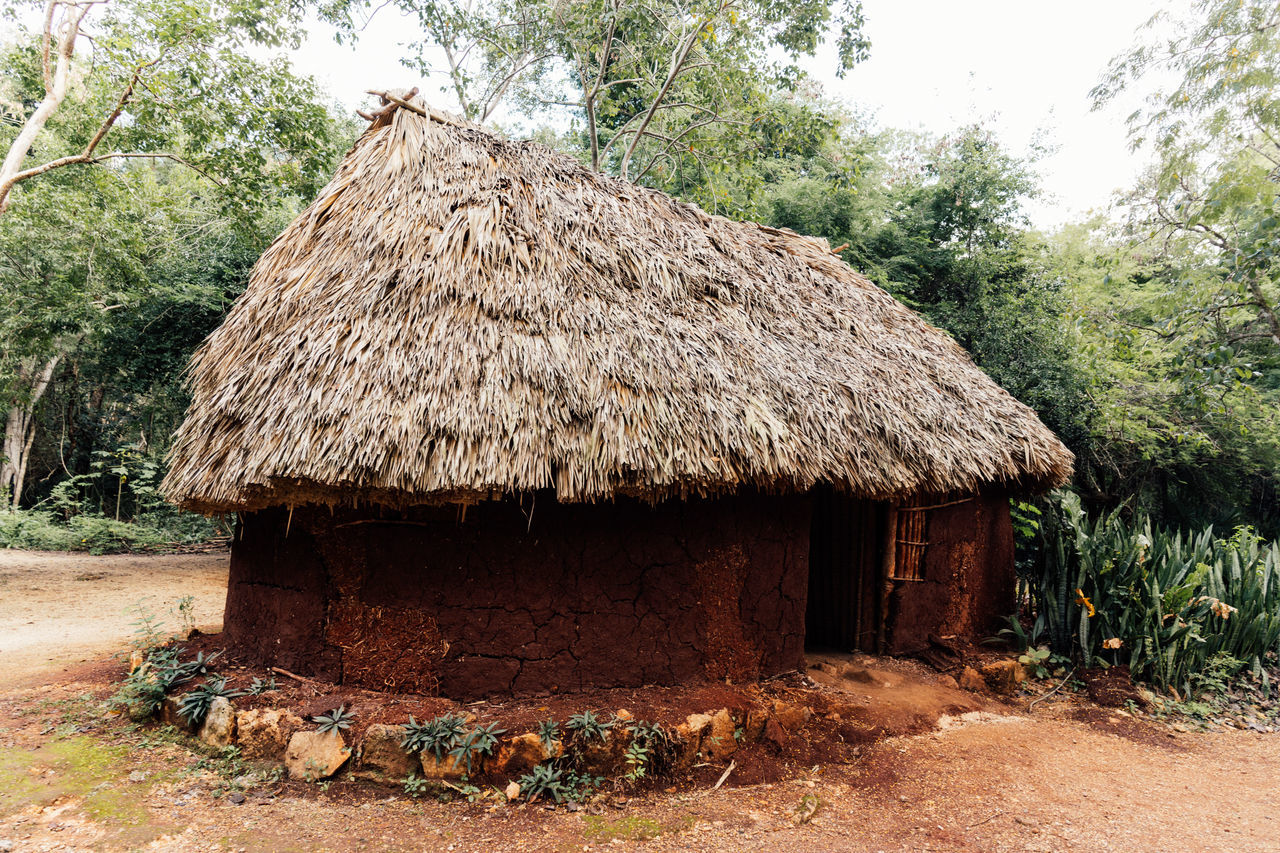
[358,87,463,129]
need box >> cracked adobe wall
[223,492,811,698]
[887,492,1015,655]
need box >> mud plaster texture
[223,492,810,698]
[887,492,1015,656]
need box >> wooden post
[877,502,899,655]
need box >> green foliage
[246,676,278,696]
[621,719,671,783]
[403,773,432,798]
[986,614,1045,654]
[623,740,650,783]
[447,722,506,774]
[1,0,354,218]
[176,676,244,728]
[326,0,868,204]
[313,705,355,735]
[112,646,217,718]
[1018,648,1052,680]
[0,18,352,523]
[516,763,566,803]
[1027,490,1280,697]
[566,710,613,743]
[536,718,560,753]
[400,713,469,759]
[562,768,606,802]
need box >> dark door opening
[806,487,882,652]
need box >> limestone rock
[980,659,1026,695]
[236,709,306,760]
[285,730,351,781]
[958,666,987,693]
[706,709,738,761]
[199,697,236,748]
[614,709,633,722]
[356,724,417,782]
[160,695,193,731]
[676,713,714,763]
[743,708,769,742]
[494,733,555,778]
[770,700,811,732]
[418,750,468,780]
[762,717,789,750]
[578,732,625,777]
[505,781,521,801]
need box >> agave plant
[1030,490,1280,697]
[177,676,245,727]
[313,705,356,734]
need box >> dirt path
[0,549,228,686]
[0,550,1277,852]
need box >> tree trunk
[1,355,61,511]
[0,2,88,214]
[1246,273,1280,350]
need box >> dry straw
[163,90,1073,514]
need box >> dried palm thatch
[163,90,1073,514]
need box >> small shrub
[536,718,560,752]
[1018,647,1052,679]
[623,740,649,782]
[176,595,196,635]
[563,769,605,802]
[67,515,166,555]
[178,677,245,727]
[517,763,566,803]
[448,722,505,774]
[566,710,613,742]
[622,719,671,783]
[0,509,76,551]
[246,676,278,696]
[314,705,355,734]
[401,713,468,759]
[109,645,203,720]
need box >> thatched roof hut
[162,92,1071,517]
[162,91,1072,698]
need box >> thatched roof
[163,91,1073,514]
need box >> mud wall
[887,492,1015,655]
[224,492,811,698]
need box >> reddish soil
[1,551,1278,852]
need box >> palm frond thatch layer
[163,93,1073,514]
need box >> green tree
[865,127,1093,448]
[1055,216,1280,533]
[1094,0,1280,355]
[0,27,353,508]
[327,0,869,192]
[0,0,341,217]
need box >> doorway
[805,487,883,652]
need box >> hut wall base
[224,493,810,698]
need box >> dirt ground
[0,549,228,688]
[1,550,1278,852]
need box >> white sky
[288,0,1180,229]
[258,1,1188,229]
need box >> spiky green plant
[313,705,355,734]
[177,677,245,727]
[565,710,612,742]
